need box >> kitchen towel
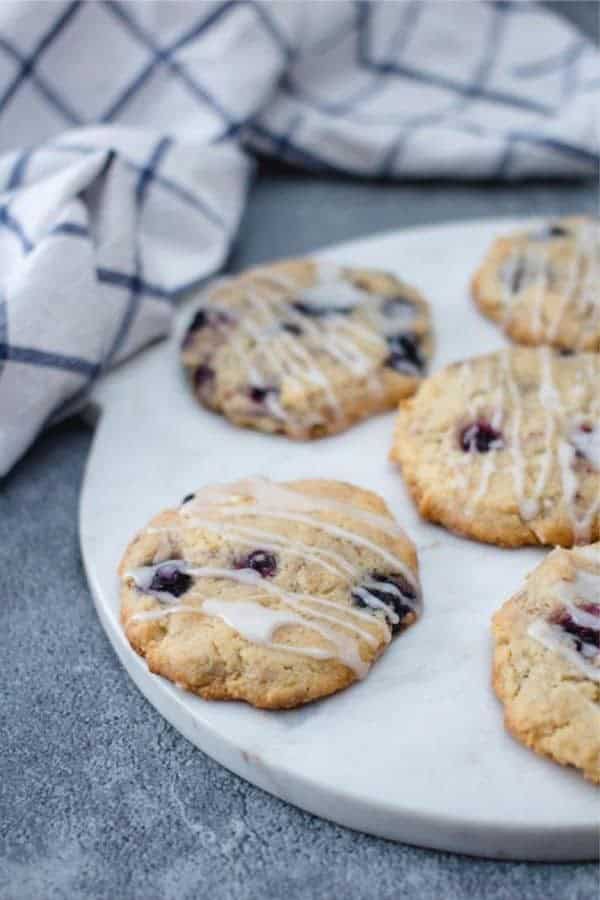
[0,0,598,474]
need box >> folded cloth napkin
[0,1,598,475]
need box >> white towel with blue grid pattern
[0,0,598,474]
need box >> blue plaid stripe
[0,3,83,123]
[355,2,554,118]
[0,343,99,377]
[0,0,597,473]
[505,132,599,166]
[0,296,6,380]
[49,222,89,239]
[0,210,88,252]
[50,141,227,231]
[96,267,174,302]
[100,1,237,128]
[101,136,177,371]
[5,148,33,191]
[512,39,589,80]
[100,254,145,369]
[135,136,173,208]
[281,0,423,117]
[99,1,292,128]
[0,203,32,253]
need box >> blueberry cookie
[181,259,432,438]
[391,347,600,547]
[472,216,600,352]
[493,543,600,783]
[119,478,422,709]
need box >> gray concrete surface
[2,3,599,898]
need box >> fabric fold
[0,0,597,474]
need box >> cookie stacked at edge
[493,543,600,783]
[472,215,600,353]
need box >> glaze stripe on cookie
[479,350,593,537]
[393,347,600,546]
[124,479,421,684]
[244,265,407,410]
[181,259,431,438]
[469,349,600,535]
[492,542,600,782]
[527,550,600,682]
[475,216,600,352]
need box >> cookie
[472,216,600,352]
[181,259,432,438]
[391,347,600,547]
[119,478,422,709]
[492,543,600,783]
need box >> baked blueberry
[188,307,232,332]
[551,605,600,654]
[182,308,233,348]
[291,301,353,318]
[235,550,277,578]
[188,309,209,332]
[385,333,424,375]
[281,321,303,336]
[507,258,528,293]
[248,385,278,405]
[530,224,570,241]
[194,364,215,388]
[352,572,418,634]
[460,420,504,453]
[149,563,192,598]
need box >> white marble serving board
[79,219,599,861]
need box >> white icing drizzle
[296,269,372,310]
[201,600,335,663]
[128,563,382,678]
[129,593,344,673]
[200,260,421,432]
[244,282,346,421]
[183,481,416,585]
[529,244,550,339]
[503,219,600,348]
[182,478,407,540]
[183,566,385,643]
[528,619,600,682]
[527,548,600,682]
[571,425,600,470]
[197,521,359,578]
[500,349,531,520]
[461,349,599,542]
[129,478,421,678]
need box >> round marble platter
[80,218,599,861]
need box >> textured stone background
[1,4,599,898]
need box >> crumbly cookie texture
[120,478,421,709]
[391,347,600,548]
[181,259,432,439]
[472,216,600,352]
[492,543,600,784]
